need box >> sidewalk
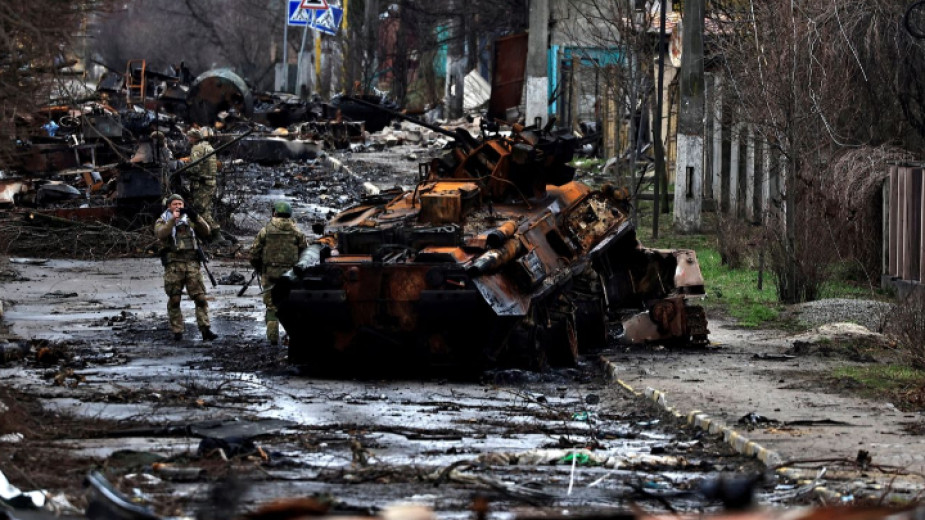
[601,318,925,500]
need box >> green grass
[831,365,925,408]
[622,202,891,329]
[632,210,783,327]
[570,158,605,171]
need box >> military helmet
[187,129,202,140]
[273,200,293,217]
[166,194,185,206]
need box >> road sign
[310,6,343,35]
[300,0,328,9]
[287,0,310,26]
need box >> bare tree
[93,1,282,89]
[710,0,925,302]
[556,1,662,223]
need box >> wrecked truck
[272,112,708,372]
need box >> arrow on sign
[300,0,328,9]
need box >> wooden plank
[745,125,756,222]
[889,165,898,276]
[761,141,771,223]
[914,169,923,280]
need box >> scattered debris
[0,468,46,509]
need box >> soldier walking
[155,194,219,342]
[185,129,225,244]
[250,201,307,345]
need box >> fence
[701,73,785,223]
[885,165,925,288]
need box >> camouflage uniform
[250,215,307,344]
[155,206,212,336]
[187,138,220,239]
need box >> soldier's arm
[187,145,203,178]
[192,216,210,238]
[154,218,174,240]
[296,230,309,254]
[250,229,266,269]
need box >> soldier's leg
[193,185,221,238]
[163,263,185,337]
[183,261,216,340]
[261,274,278,344]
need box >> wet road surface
[0,256,787,517]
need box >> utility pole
[296,23,313,97]
[281,0,290,92]
[363,0,379,93]
[652,0,667,239]
[673,0,705,232]
[446,0,466,119]
[525,0,549,126]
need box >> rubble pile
[0,67,410,246]
[219,159,369,233]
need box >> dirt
[0,253,788,517]
[603,318,925,501]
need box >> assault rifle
[237,269,260,297]
[196,244,218,287]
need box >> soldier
[155,194,219,342]
[185,128,225,244]
[130,131,172,165]
[250,201,307,345]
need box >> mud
[604,319,925,502]
[0,145,858,517]
[0,250,790,517]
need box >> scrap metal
[273,104,709,372]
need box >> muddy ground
[0,144,921,517]
[0,254,781,518]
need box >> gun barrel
[342,96,459,139]
[171,128,255,179]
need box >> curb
[599,355,843,497]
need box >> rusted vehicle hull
[274,115,707,373]
[275,182,707,372]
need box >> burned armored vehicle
[273,114,708,372]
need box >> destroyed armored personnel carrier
[273,109,708,373]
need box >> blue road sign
[310,6,343,35]
[288,0,310,26]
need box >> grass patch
[570,158,605,172]
[830,364,925,410]
[630,206,883,329]
[634,211,782,328]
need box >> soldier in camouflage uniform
[155,194,219,341]
[185,129,223,243]
[250,201,307,345]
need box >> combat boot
[267,321,280,346]
[200,327,218,341]
[173,332,183,341]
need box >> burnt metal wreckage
[274,100,709,373]
[1,63,390,226]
